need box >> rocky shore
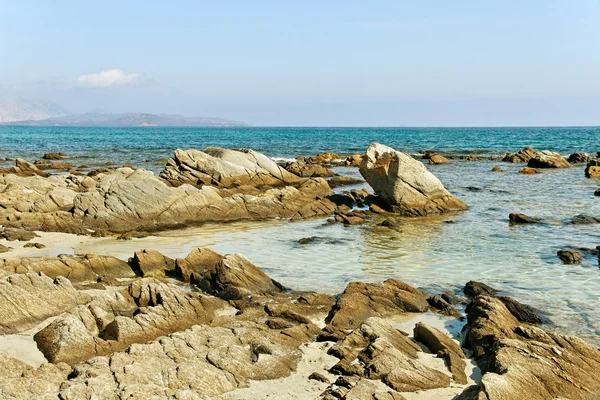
[1,143,599,399]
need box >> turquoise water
[0,126,599,165]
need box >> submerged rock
[428,154,449,165]
[570,214,600,224]
[585,160,600,178]
[518,167,538,174]
[491,166,502,172]
[509,213,542,224]
[359,143,467,216]
[557,249,582,264]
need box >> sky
[1,0,599,126]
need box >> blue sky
[1,0,599,126]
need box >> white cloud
[76,69,142,88]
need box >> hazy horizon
[1,1,599,126]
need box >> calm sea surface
[1,126,600,345]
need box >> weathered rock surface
[359,143,467,216]
[502,147,538,163]
[1,253,135,281]
[463,295,600,399]
[327,176,364,188]
[129,249,176,278]
[518,167,538,174]
[2,166,336,234]
[160,147,304,188]
[43,152,68,160]
[0,158,50,177]
[414,322,467,384]
[283,160,334,178]
[428,154,449,165]
[0,227,38,241]
[320,279,429,340]
[585,160,600,178]
[527,150,570,168]
[0,273,89,334]
[34,278,223,364]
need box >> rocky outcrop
[527,150,570,168]
[585,160,600,178]
[502,147,538,163]
[414,322,467,384]
[568,153,590,163]
[2,166,336,234]
[1,253,135,282]
[0,228,38,241]
[129,249,176,278]
[0,273,89,334]
[320,279,429,340]
[359,143,467,216]
[0,158,49,177]
[283,161,334,177]
[159,147,304,188]
[34,279,223,364]
[463,296,600,399]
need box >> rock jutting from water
[358,143,467,216]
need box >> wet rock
[491,166,502,172]
[175,247,223,283]
[569,214,600,224]
[509,213,542,224]
[527,150,570,168]
[0,273,89,334]
[518,167,538,174]
[567,153,590,163]
[48,162,74,170]
[297,236,345,245]
[343,154,364,167]
[498,296,543,324]
[0,244,12,253]
[309,372,330,384]
[129,249,176,278]
[557,249,582,264]
[428,154,449,165]
[414,322,467,384]
[327,176,364,188]
[584,159,600,178]
[359,143,467,216]
[464,281,497,297]
[0,228,38,241]
[43,152,68,160]
[160,147,304,188]
[321,279,429,338]
[3,158,51,177]
[379,217,399,227]
[427,295,462,318]
[283,160,334,177]
[595,188,600,196]
[463,295,600,399]
[502,147,538,163]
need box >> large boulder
[463,296,600,399]
[359,143,467,216]
[568,153,590,164]
[159,147,303,188]
[527,150,570,168]
[585,160,600,178]
[502,147,538,163]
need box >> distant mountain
[4,111,250,127]
[0,98,69,123]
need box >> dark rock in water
[569,214,600,224]
[518,167,538,174]
[498,296,543,324]
[557,249,582,264]
[297,236,344,245]
[509,213,542,224]
[502,146,537,163]
[379,217,399,227]
[595,188,600,196]
[585,159,600,178]
[43,152,68,160]
[0,228,38,241]
[427,295,461,318]
[567,153,590,163]
[464,281,496,297]
[527,151,570,168]
[491,166,502,172]
[464,186,481,191]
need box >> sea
[1,125,599,345]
